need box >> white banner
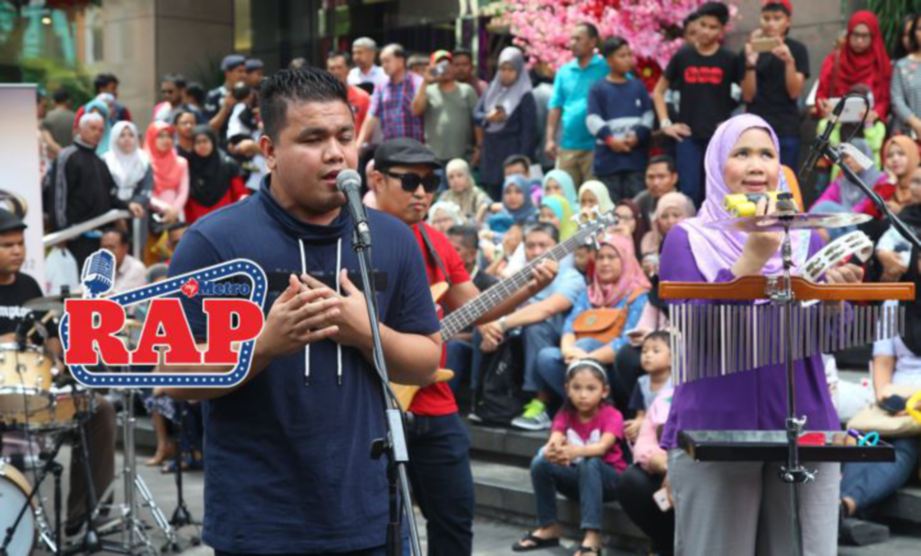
[0,84,45,289]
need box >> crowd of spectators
[27,0,921,550]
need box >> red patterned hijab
[588,233,651,308]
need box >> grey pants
[669,450,840,556]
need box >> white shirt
[873,303,921,387]
[115,255,147,293]
[44,246,80,295]
[876,225,912,266]
[347,65,387,90]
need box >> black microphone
[799,93,858,183]
[336,169,373,248]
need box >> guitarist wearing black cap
[371,137,558,555]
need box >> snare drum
[26,387,93,432]
[0,344,53,417]
[0,460,36,556]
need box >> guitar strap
[418,224,453,287]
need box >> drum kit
[0,295,185,556]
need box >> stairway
[465,419,921,550]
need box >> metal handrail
[43,209,131,247]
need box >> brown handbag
[572,290,645,344]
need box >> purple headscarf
[679,114,809,281]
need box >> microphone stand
[806,91,921,251]
[349,225,423,556]
[819,144,921,252]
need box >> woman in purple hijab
[658,114,864,554]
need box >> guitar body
[391,282,452,412]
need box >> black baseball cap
[0,208,26,234]
[374,138,440,171]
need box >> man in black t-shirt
[653,1,743,207]
[0,210,44,340]
[0,209,118,540]
[740,0,809,169]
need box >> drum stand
[89,387,176,555]
[0,425,65,556]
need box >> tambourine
[803,231,874,283]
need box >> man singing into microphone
[163,68,442,555]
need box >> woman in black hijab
[183,125,248,224]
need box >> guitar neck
[440,229,590,341]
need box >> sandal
[511,532,560,552]
[574,546,602,556]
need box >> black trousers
[406,412,474,556]
[67,235,101,273]
[611,344,643,418]
[66,395,116,528]
[615,464,675,555]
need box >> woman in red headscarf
[816,10,892,121]
[144,121,189,264]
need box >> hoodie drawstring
[299,239,310,385]
[335,238,343,385]
[300,238,344,386]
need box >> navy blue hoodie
[169,176,439,553]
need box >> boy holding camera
[740,0,810,168]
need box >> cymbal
[23,296,66,313]
[23,291,81,313]
[706,212,871,233]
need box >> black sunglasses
[384,170,440,193]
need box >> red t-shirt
[348,86,371,135]
[409,222,470,416]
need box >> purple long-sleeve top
[658,225,840,450]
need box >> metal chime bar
[667,303,905,385]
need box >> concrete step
[466,422,921,528]
[472,460,648,551]
[468,422,545,466]
[129,410,921,529]
[878,486,921,527]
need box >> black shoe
[64,515,120,542]
[839,517,889,546]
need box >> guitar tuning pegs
[575,206,602,228]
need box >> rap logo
[60,251,267,389]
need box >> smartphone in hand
[653,487,672,512]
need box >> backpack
[471,334,527,426]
